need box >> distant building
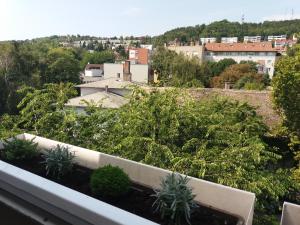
[128,48,150,64]
[274,39,297,55]
[200,37,217,44]
[167,45,204,63]
[204,42,278,77]
[221,37,238,44]
[141,44,153,51]
[268,35,287,41]
[244,36,261,43]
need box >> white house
[200,37,217,44]
[84,64,103,77]
[244,36,262,43]
[221,37,238,44]
[204,42,278,78]
[268,35,287,41]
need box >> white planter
[280,202,300,225]
[0,134,257,225]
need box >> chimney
[117,73,121,79]
[123,60,132,81]
[105,85,108,92]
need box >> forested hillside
[152,19,300,45]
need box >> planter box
[0,134,256,225]
[280,202,300,225]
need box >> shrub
[42,145,75,179]
[2,137,38,161]
[244,82,265,90]
[152,173,197,225]
[90,165,130,198]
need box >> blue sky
[1,0,300,41]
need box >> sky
[1,0,300,41]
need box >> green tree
[42,48,81,84]
[80,51,115,69]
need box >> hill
[152,19,300,45]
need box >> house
[204,42,278,77]
[268,35,287,41]
[167,45,204,63]
[244,36,262,43]
[65,91,128,112]
[200,37,217,44]
[221,37,238,44]
[84,64,104,77]
[274,39,297,55]
[104,61,151,84]
[128,48,149,64]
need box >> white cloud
[263,14,300,21]
[121,7,142,17]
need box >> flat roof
[76,78,147,89]
[65,92,129,109]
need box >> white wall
[280,202,300,225]
[205,53,276,78]
[80,87,102,96]
[85,69,103,77]
[104,63,123,79]
[131,64,149,83]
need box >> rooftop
[76,77,146,89]
[205,42,277,52]
[65,92,128,109]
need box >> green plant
[152,173,197,225]
[42,145,75,179]
[2,137,38,161]
[90,165,130,198]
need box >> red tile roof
[205,42,277,52]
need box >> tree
[17,83,77,134]
[42,48,81,84]
[80,51,115,69]
[211,63,264,89]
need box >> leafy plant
[90,165,130,198]
[42,145,75,179]
[2,137,38,161]
[152,173,197,225]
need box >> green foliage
[244,82,265,90]
[151,47,206,87]
[2,137,38,162]
[90,165,130,198]
[0,114,22,139]
[152,173,197,225]
[80,51,115,69]
[212,63,265,88]
[42,145,75,179]
[17,83,77,134]
[42,48,81,84]
[272,45,300,138]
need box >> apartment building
[167,45,205,63]
[204,42,277,77]
[128,47,150,64]
[244,36,262,43]
[221,37,238,43]
[268,35,287,41]
[200,37,217,44]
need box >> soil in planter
[1,155,240,225]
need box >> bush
[42,145,75,179]
[152,173,197,225]
[244,82,265,90]
[2,137,38,161]
[90,165,130,198]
